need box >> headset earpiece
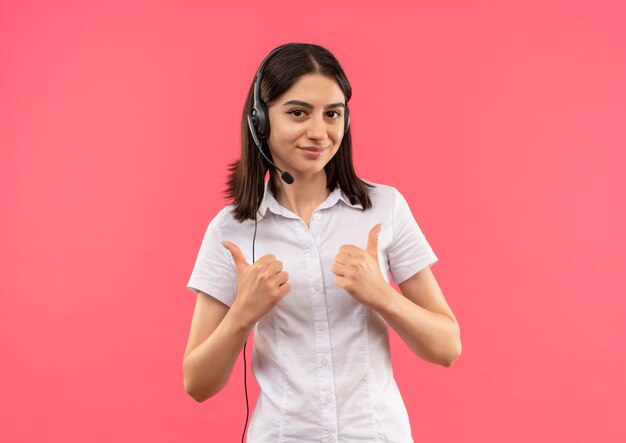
[252,101,269,138]
[248,46,281,145]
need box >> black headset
[241,44,350,443]
[246,43,351,185]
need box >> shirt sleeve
[387,187,439,285]
[186,209,238,307]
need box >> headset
[246,44,351,186]
[241,44,350,443]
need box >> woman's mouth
[299,146,326,152]
[299,147,326,159]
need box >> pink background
[1,1,625,442]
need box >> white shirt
[187,179,438,443]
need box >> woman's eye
[288,109,341,118]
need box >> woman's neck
[273,171,330,217]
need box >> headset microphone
[246,114,295,184]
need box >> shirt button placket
[312,212,322,244]
[305,212,338,439]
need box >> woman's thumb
[222,240,249,273]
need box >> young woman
[183,43,461,443]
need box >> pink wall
[1,1,625,442]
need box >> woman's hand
[222,241,291,328]
[331,223,390,310]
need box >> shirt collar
[256,179,363,221]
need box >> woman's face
[266,73,346,179]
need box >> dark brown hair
[225,43,374,222]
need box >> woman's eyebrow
[282,99,345,109]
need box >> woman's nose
[306,115,327,140]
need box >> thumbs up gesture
[331,224,388,310]
[222,240,291,328]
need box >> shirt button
[313,213,320,221]
[326,394,333,403]
[313,284,322,292]
[320,358,328,366]
[317,322,326,330]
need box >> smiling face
[266,73,346,180]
